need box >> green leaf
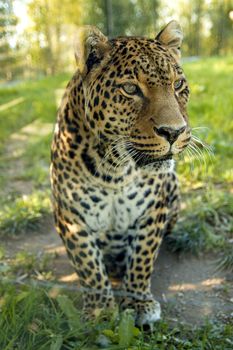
[132,327,141,337]
[0,263,11,273]
[0,246,5,259]
[50,335,63,350]
[15,291,30,303]
[56,295,81,330]
[118,310,135,347]
[102,329,115,339]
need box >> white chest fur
[68,160,175,236]
[84,169,172,234]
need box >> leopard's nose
[155,126,186,144]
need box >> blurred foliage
[0,0,20,80]
[209,0,233,55]
[0,0,233,81]
[178,0,233,56]
[24,0,161,76]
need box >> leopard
[50,20,191,327]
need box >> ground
[2,220,233,326]
[0,57,233,349]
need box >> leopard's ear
[74,26,111,76]
[156,20,183,60]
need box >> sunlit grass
[0,249,55,282]
[0,191,51,236]
[167,57,233,267]
[0,74,69,152]
[181,56,233,185]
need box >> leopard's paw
[135,299,161,327]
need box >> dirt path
[153,245,233,324]
[1,121,233,325]
[2,216,233,325]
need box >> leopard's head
[75,21,190,165]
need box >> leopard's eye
[174,79,184,90]
[122,83,138,95]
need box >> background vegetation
[0,0,233,349]
[1,0,233,81]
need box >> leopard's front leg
[120,207,169,326]
[54,211,116,319]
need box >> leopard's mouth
[134,153,173,167]
[126,145,173,167]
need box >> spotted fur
[50,21,191,326]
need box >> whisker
[190,141,207,170]
[112,148,131,172]
[191,136,214,167]
[95,137,126,175]
[191,135,213,151]
[188,144,202,167]
[191,126,210,131]
[105,138,133,174]
[185,148,194,171]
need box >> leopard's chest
[82,174,165,235]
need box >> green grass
[166,187,233,256]
[0,284,232,350]
[0,74,69,189]
[1,247,233,349]
[0,74,69,149]
[180,56,233,185]
[0,58,233,348]
[0,74,69,233]
[170,56,233,264]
